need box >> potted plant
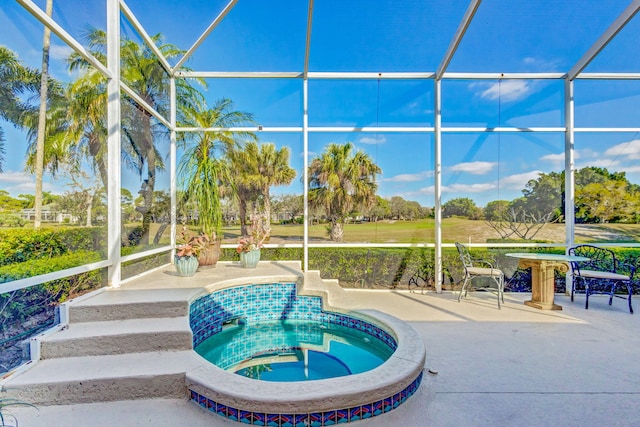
[177,99,257,268]
[195,230,222,268]
[175,226,203,277]
[0,397,37,426]
[236,218,268,268]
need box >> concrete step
[39,317,193,359]
[68,289,192,323]
[2,351,205,406]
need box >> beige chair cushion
[577,270,630,281]
[467,267,502,277]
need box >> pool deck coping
[2,261,425,416]
[7,260,640,426]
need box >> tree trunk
[89,134,108,190]
[330,218,344,242]
[85,192,93,227]
[34,0,53,229]
[135,118,155,246]
[154,222,169,245]
[239,197,248,236]
[262,186,272,236]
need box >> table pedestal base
[524,300,562,310]
[519,259,569,311]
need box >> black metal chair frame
[568,245,635,314]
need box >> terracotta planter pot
[198,240,221,268]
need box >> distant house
[20,205,78,224]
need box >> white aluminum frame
[107,0,122,287]
[5,0,640,295]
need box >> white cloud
[574,148,599,159]
[500,171,542,189]
[540,152,565,162]
[395,100,433,116]
[603,139,640,159]
[397,185,440,200]
[50,43,74,61]
[403,180,509,200]
[0,170,33,184]
[8,181,37,194]
[383,171,432,182]
[409,171,540,201]
[358,135,386,145]
[443,183,496,193]
[449,161,496,175]
[576,159,620,169]
[522,57,561,71]
[0,170,57,196]
[475,80,531,102]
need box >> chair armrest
[474,258,496,269]
[617,261,637,280]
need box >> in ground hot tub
[187,280,425,425]
[196,318,395,381]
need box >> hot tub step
[68,289,193,323]
[39,317,192,359]
[2,351,204,406]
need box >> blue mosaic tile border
[190,371,423,425]
[189,283,397,352]
[188,283,415,424]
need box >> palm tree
[229,142,296,236]
[177,98,257,236]
[23,79,71,176]
[33,0,54,228]
[0,46,39,172]
[59,63,108,188]
[308,142,381,242]
[226,153,260,237]
[65,29,204,243]
[2,38,69,225]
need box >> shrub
[0,252,106,373]
[122,251,172,280]
[0,227,105,267]
[218,245,638,293]
[0,251,104,296]
[220,247,437,289]
[0,214,26,228]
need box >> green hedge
[0,227,105,266]
[0,251,104,295]
[0,213,26,227]
[0,251,106,335]
[222,246,640,291]
[0,251,107,372]
[122,251,172,280]
[222,247,440,289]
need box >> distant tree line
[443,166,640,224]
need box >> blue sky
[2,0,640,207]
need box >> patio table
[506,253,589,310]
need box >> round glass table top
[506,253,589,262]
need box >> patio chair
[568,245,635,313]
[455,242,505,309]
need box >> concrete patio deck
[7,261,640,426]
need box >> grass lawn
[216,218,640,245]
[30,218,640,246]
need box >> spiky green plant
[0,397,37,426]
